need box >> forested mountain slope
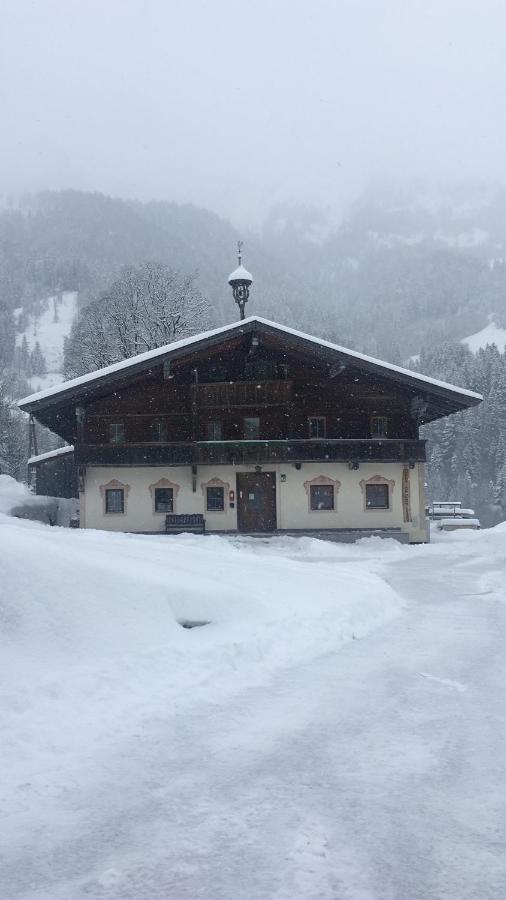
[417,342,506,526]
[1,183,506,367]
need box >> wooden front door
[237,472,277,533]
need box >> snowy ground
[0,475,76,525]
[1,511,506,899]
[461,318,506,354]
[0,474,64,519]
[409,316,506,364]
[15,291,78,392]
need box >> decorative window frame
[201,476,229,513]
[100,478,130,516]
[308,416,327,439]
[359,474,395,512]
[149,477,180,515]
[303,474,341,513]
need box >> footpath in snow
[1,503,506,898]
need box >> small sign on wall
[280,474,287,482]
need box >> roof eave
[18,316,483,415]
[254,320,482,409]
[18,320,259,413]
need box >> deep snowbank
[1,514,403,689]
[0,473,47,515]
[0,515,403,805]
[0,473,77,524]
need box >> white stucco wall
[83,462,428,542]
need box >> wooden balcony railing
[196,439,426,464]
[75,439,426,467]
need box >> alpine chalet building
[19,257,482,543]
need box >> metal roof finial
[228,242,253,320]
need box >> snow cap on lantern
[228,241,253,320]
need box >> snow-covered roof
[18,316,483,409]
[228,264,253,283]
[28,445,74,466]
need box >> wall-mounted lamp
[294,462,302,470]
[348,461,360,470]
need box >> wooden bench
[165,513,206,534]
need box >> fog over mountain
[2,1,506,224]
[1,182,505,362]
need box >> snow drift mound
[1,518,404,767]
[1,518,403,683]
[0,473,75,524]
[0,474,42,515]
[0,516,405,880]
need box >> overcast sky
[1,0,505,224]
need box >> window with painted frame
[206,485,225,511]
[105,488,124,513]
[310,483,334,510]
[365,483,390,509]
[154,487,174,513]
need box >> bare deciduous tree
[65,263,211,377]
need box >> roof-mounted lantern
[228,240,253,320]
